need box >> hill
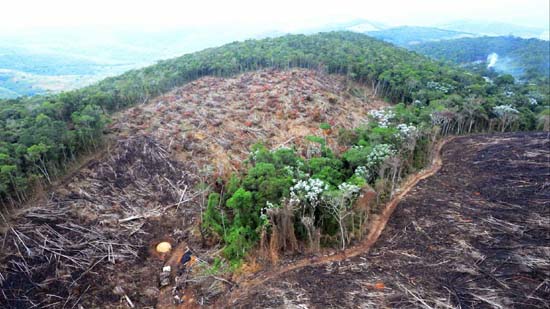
[0,68,386,307]
[367,26,475,46]
[1,31,547,209]
[0,31,548,308]
[112,69,386,174]
[410,36,550,81]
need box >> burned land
[231,132,550,308]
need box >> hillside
[0,68,385,308]
[1,21,547,98]
[411,36,550,81]
[0,31,548,308]
[112,69,386,173]
[3,31,547,210]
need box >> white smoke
[487,52,498,69]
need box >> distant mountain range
[352,20,549,81]
[365,26,476,46]
[0,27,267,98]
[437,20,549,40]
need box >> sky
[1,0,548,33]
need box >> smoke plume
[487,52,498,68]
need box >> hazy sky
[1,0,548,32]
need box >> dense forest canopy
[0,31,548,207]
[410,36,550,82]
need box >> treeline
[1,31,548,207]
[410,36,550,83]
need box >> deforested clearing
[0,68,386,308]
[112,68,387,174]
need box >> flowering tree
[322,182,361,250]
[354,144,396,182]
[368,108,395,128]
[493,105,519,132]
[290,177,328,217]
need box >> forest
[411,36,550,82]
[0,31,548,210]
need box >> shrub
[342,145,372,169]
[202,193,226,238]
[225,173,241,198]
[223,226,255,261]
[307,156,346,187]
[305,135,326,146]
[226,188,255,227]
[337,128,358,145]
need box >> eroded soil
[230,132,550,308]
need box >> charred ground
[231,131,550,308]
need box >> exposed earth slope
[0,69,385,308]
[111,69,385,174]
[230,131,550,308]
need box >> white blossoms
[290,178,329,206]
[337,182,361,199]
[250,149,261,161]
[354,166,368,179]
[368,109,395,128]
[395,123,417,139]
[426,81,452,94]
[493,105,519,117]
[354,144,396,182]
[367,144,396,165]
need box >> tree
[203,193,227,238]
[494,74,515,87]
[493,105,519,132]
[322,183,361,250]
[26,143,51,184]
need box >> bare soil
[228,132,550,308]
